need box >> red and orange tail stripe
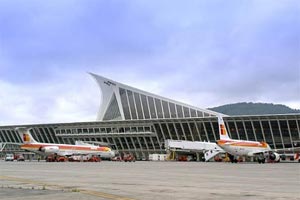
[23,134,30,142]
[220,124,227,135]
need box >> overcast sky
[0,0,299,125]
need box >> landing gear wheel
[257,157,265,164]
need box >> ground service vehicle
[5,154,14,161]
[46,154,101,162]
[123,153,135,162]
[111,156,122,161]
[15,154,25,161]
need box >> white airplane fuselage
[217,139,271,157]
[16,127,115,159]
[20,142,115,158]
[215,117,281,163]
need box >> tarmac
[0,161,299,200]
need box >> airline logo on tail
[218,116,230,140]
[16,127,37,144]
[23,134,31,143]
[220,124,227,135]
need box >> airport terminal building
[0,73,299,160]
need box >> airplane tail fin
[218,117,231,140]
[16,127,38,144]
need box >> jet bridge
[165,140,225,161]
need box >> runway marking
[0,175,135,200]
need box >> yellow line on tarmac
[0,176,135,200]
[0,175,58,188]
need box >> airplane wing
[273,147,300,152]
[248,150,273,156]
[204,149,226,161]
[249,147,300,156]
[78,141,112,147]
[57,151,75,157]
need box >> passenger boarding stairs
[204,149,222,161]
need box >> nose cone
[110,151,116,157]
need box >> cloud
[0,70,100,125]
[0,0,299,124]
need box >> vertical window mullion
[125,90,133,120]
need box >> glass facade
[91,73,220,121]
[162,101,170,118]
[119,88,131,119]
[100,85,218,121]
[0,115,299,160]
[1,74,299,160]
[103,94,122,120]
[148,96,157,119]
[134,93,144,119]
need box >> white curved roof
[89,73,223,121]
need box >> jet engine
[39,146,59,153]
[269,152,280,162]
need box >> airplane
[216,117,280,163]
[16,127,115,160]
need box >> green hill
[208,102,300,115]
